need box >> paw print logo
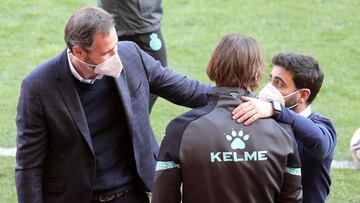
[225,129,250,150]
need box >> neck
[293,103,307,113]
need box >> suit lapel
[56,50,94,154]
[114,69,134,132]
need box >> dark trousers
[118,29,167,112]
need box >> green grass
[0,0,97,147]
[0,157,16,202]
[328,168,360,202]
[1,0,359,202]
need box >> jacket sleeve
[273,106,336,159]
[152,120,184,203]
[277,131,303,203]
[15,78,47,203]
[152,165,182,203]
[133,43,212,108]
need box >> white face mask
[71,52,123,78]
[258,82,300,109]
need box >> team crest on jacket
[149,33,162,51]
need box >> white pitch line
[0,147,360,169]
[0,147,16,157]
[331,160,360,169]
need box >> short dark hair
[207,34,264,91]
[64,6,115,51]
[272,52,324,104]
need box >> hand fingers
[236,108,257,124]
[244,113,260,126]
[232,102,249,115]
[240,96,251,101]
[232,102,255,120]
[232,98,255,115]
[232,96,255,115]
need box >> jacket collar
[209,86,255,99]
[299,105,312,118]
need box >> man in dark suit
[15,6,210,203]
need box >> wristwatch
[271,100,282,113]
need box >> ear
[71,45,87,59]
[253,68,263,87]
[298,88,311,104]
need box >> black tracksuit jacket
[152,87,302,203]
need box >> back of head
[207,34,265,91]
[64,6,115,52]
[272,52,324,104]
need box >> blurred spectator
[99,0,167,111]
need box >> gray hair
[64,6,115,52]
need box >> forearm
[278,136,302,203]
[277,173,302,203]
[16,127,46,203]
[15,79,47,203]
[152,167,182,203]
[274,107,321,139]
[273,107,332,157]
[15,168,43,203]
[150,65,211,108]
